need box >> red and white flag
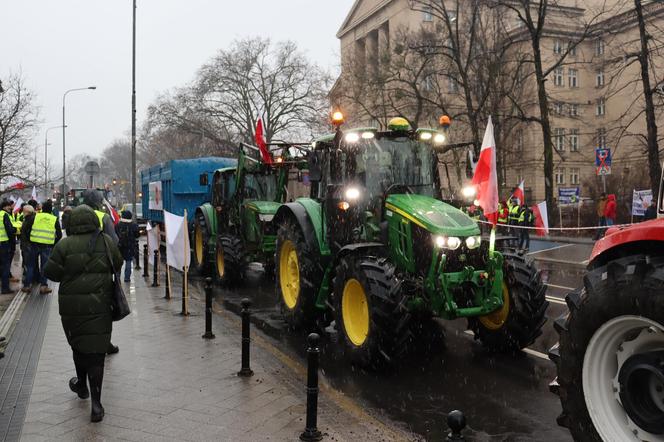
[511,180,525,205]
[532,201,549,236]
[103,199,120,225]
[255,119,274,165]
[471,117,499,225]
[12,198,23,213]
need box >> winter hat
[121,210,132,220]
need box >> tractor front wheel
[215,235,245,285]
[275,221,321,328]
[192,212,209,275]
[333,255,413,367]
[550,254,664,442]
[470,251,548,351]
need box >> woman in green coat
[44,205,123,423]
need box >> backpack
[116,222,132,250]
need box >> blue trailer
[140,156,236,225]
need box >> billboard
[558,187,580,205]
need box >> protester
[81,190,118,243]
[115,210,139,282]
[44,205,123,423]
[23,199,62,294]
[20,205,36,292]
[508,197,520,245]
[8,201,20,283]
[0,200,17,294]
[518,204,535,252]
[61,206,73,235]
[593,193,607,240]
[604,194,617,226]
[644,200,657,220]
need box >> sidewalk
[19,268,410,441]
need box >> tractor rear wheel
[192,211,209,275]
[333,255,414,367]
[469,251,548,351]
[215,235,245,285]
[275,221,321,328]
[549,254,664,442]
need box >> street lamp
[44,125,65,189]
[62,86,96,195]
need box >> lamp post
[131,0,138,219]
[62,86,96,196]
[44,125,65,189]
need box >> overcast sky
[3,0,354,166]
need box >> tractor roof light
[332,111,345,126]
[439,115,451,128]
[419,131,433,141]
[461,185,476,198]
[434,133,446,145]
[361,131,375,139]
[388,117,411,132]
[345,132,360,143]
[345,186,361,200]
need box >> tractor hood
[385,194,480,236]
[245,201,281,216]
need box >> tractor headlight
[465,235,481,249]
[345,187,361,200]
[434,235,461,250]
[419,131,433,141]
[435,236,446,248]
[257,214,274,222]
[345,132,360,143]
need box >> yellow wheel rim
[479,282,511,331]
[194,225,204,265]
[341,278,369,347]
[279,240,300,309]
[216,245,225,279]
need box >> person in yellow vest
[20,204,36,291]
[23,199,62,294]
[81,190,118,244]
[0,200,17,294]
[8,202,21,284]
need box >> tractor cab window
[343,137,436,200]
[243,172,278,201]
[213,171,236,205]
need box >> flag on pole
[163,210,190,270]
[532,201,549,236]
[103,199,120,225]
[255,119,274,165]
[471,117,499,224]
[31,186,37,200]
[4,178,25,191]
[12,198,23,213]
[146,222,160,258]
[511,180,525,205]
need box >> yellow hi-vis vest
[30,212,57,245]
[94,210,105,229]
[508,204,520,222]
[0,211,9,242]
[11,212,22,235]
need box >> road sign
[558,187,580,205]
[595,148,611,176]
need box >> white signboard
[632,189,653,216]
[148,181,163,210]
[164,210,190,269]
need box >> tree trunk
[634,0,661,199]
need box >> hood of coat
[68,205,101,235]
[607,194,616,202]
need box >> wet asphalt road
[204,239,595,442]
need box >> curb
[0,289,29,344]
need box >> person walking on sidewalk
[0,200,17,294]
[604,194,617,227]
[44,205,123,423]
[20,205,36,293]
[593,193,607,240]
[82,190,118,243]
[115,210,139,282]
[23,200,62,294]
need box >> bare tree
[0,72,39,183]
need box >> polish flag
[511,180,525,205]
[255,119,274,165]
[31,186,37,200]
[103,198,120,225]
[471,117,499,225]
[532,201,549,236]
[12,198,23,213]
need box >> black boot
[70,352,89,399]
[87,362,105,423]
[106,343,119,354]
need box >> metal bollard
[237,298,254,377]
[164,265,170,299]
[446,410,466,441]
[134,242,141,270]
[300,333,322,442]
[142,244,149,277]
[152,250,159,287]
[201,277,215,339]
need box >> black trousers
[72,351,105,403]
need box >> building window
[553,67,564,86]
[570,168,580,185]
[597,127,607,148]
[596,69,604,87]
[569,103,578,116]
[596,98,606,116]
[595,39,605,56]
[447,76,459,93]
[422,6,433,22]
[553,102,563,115]
[568,69,578,88]
[555,168,566,185]
[554,128,565,151]
[568,42,576,56]
[553,40,563,54]
[570,129,579,152]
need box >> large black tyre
[275,221,322,328]
[192,211,210,275]
[549,254,664,442]
[333,255,414,367]
[215,234,245,286]
[469,251,548,351]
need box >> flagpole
[183,209,189,316]
[162,222,172,299]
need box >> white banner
[146,222,160,258]
[632,189,653,216]
[148,181,163,210]
[164,210,190,270]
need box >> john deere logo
[459,254,467,262]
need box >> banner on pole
[558,187,580,205]
[164,210,190,270]
[631,189,653,216]
[146,222,160,258]
[148,181,163,210]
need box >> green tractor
[273,114,548,365]
[192,142,309,284]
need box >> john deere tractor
[192,142,309,284]
[273,113,548,365]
